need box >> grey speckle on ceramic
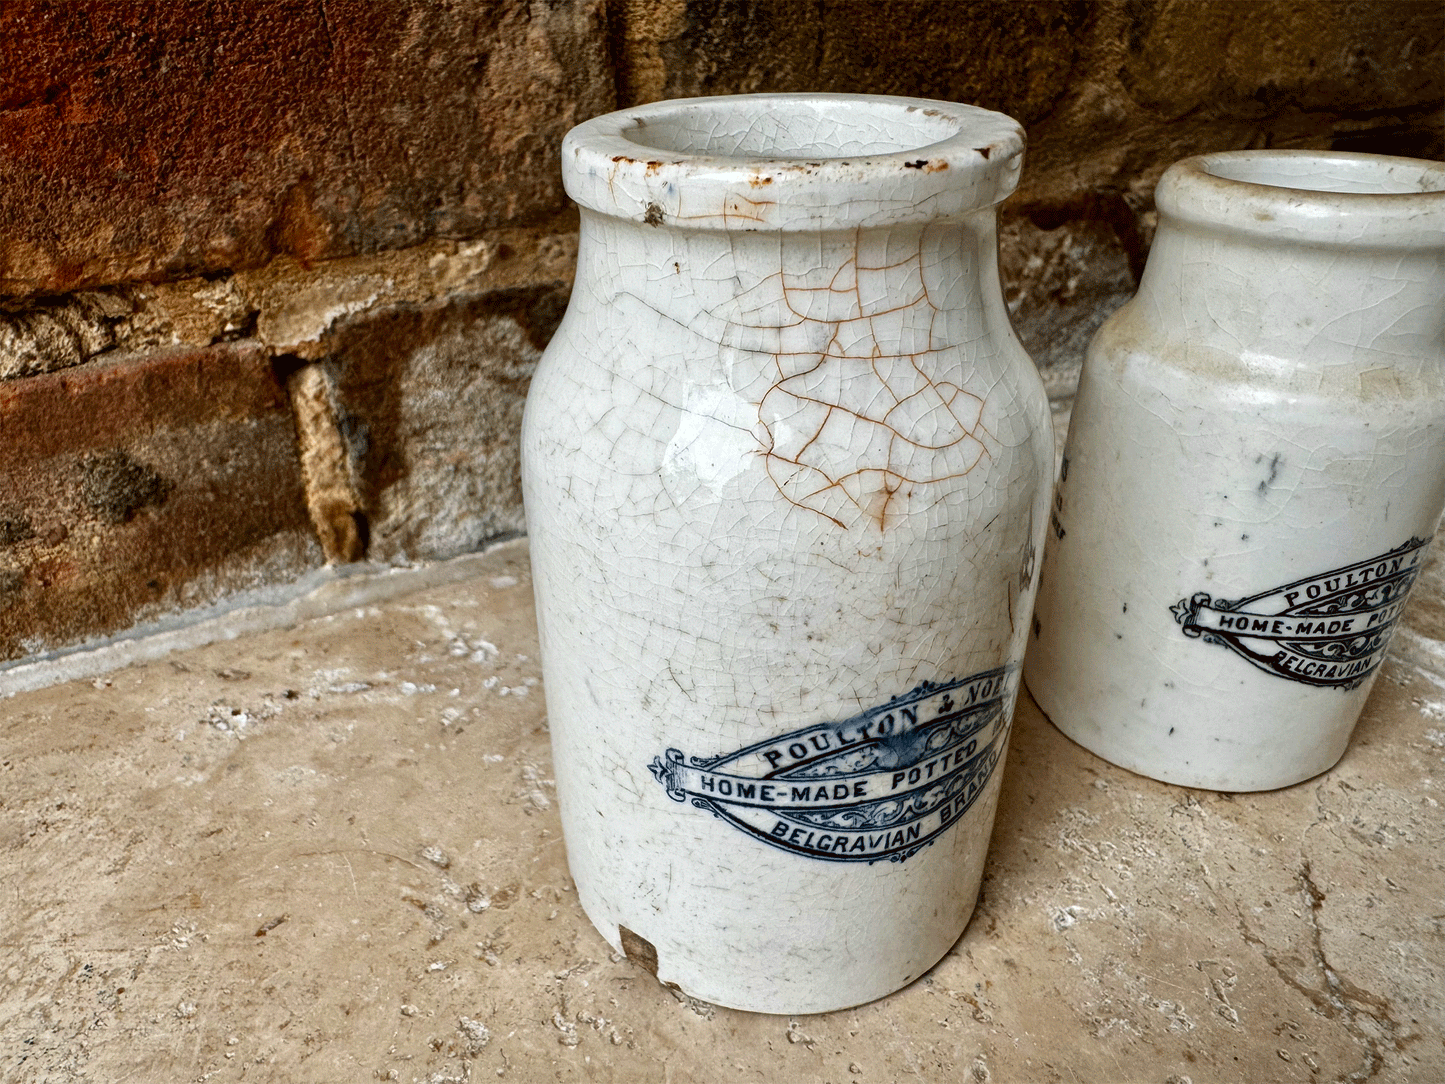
[521,94,1052,1013]
[1026,150,1445,792]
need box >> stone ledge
[0,537,1439,1080]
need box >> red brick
[0,0,613,295]
[0,344,320,660]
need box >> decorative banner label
[1171,536,1432,689]
[648,667,1016,864]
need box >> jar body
[1026,151,1445,792]
[523,142,1051,1010]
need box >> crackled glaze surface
[521,95,1052,1012]
[1026,150,1445,792]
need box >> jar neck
[573,209,1015,352]
[1131,216,1445,368]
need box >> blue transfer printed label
[648,667,1015,864]
[1172,536,1430,690]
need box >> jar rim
[560,94,1024,232]
[1157,150,1445,249]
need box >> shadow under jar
[1026,150,1445,793]
[522,94,1052,1013]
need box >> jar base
[577,885,981,1015]
[1023,674,1350,794]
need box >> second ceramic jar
[1026,150,1445,792]
[522,94,1052,1013]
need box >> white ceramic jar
[1026,150,1445,792]
[522,94,1052,1013]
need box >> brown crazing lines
[670,192,775,228]
[720,194,773,227]
[746,230,992,531]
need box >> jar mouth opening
[619,97,965,162]
[1157,150,1445,249]
[1197,151,1445,196]
[560,94,1025,232]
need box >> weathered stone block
[0,228,580,381]
[0,344,320,661]
[1120,1,1444,124]
[613,0,1090,125]
[320,285,570,564]
[1015,1,1442,210]
[1000,212,1138,402]
[0,0,612,296]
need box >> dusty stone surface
[323,287,569,564]
[0,1,611,296]
[0,343,320,662]
[1,538,1441,1082]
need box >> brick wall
[1,0,1439,663]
